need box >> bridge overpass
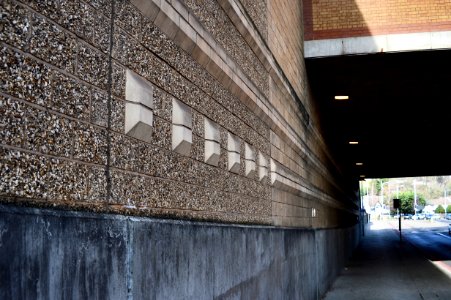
[0,0,450,298]
[304,0,451,180]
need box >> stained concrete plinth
[0,204,359,299]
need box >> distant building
[423,205,438,214]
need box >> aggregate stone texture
[0,0,276,224]
[77,41,109,90]
[1,46,52,105]
[24,0,112,42]
[51,69,90,121]
[91,89,125,133]
[0,96,26,148]
[182,0,269,96]
[239,0,268,41]
[73,123,108,164]
[151,117,171,150]
[58,0,85,38]
[118,23,269,159]
[110,169,154,207]
[90,88,109,127]
[113,27,151,78]
[239,142,247,176]
[22,0,61,27]
[81,1,111,54]
[112,62,126,99]
[191,133,204,162]
[30,14,77,73]
[115,0,142,39]
[109,168,269,222]
[111,169,203,211]
[110,130,269,199]
[218,147,228,170]
[23,103,74,158]
[84,0,112,17]
[0,148,106,202]
[153,87,172,122]
[140,20,269,139]
[111,97,126,133]
[0,0,30,50]
[192,111,204,137]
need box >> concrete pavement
[323,221,451,300]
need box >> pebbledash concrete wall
[0,0,360,298]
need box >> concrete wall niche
[244,143,256,177]
[204,118,220,166]
[125,70,154,142]
[172,98,192,155]
[125,70,154,108]
[227,133,241,173]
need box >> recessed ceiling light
[335,95,349,100]
[356,162,363,166]
[349,141,359,145]
[360,175,365,178]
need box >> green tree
[435,205,445,214]
[398,191,426,214]
[446,205,451,213]
[376,179,388,195]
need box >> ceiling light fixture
[334,95,349,100]
[356,162,363,166]
[349,141,359,145]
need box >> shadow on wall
[304,0,451,41]
[304,0,374,41]
[303,0,378,56]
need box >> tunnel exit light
[334,95,349,100]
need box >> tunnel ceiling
[306,49,451,179]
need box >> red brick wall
[304,0,451,40]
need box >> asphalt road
[402,226,451,261]
[398,221,451,279]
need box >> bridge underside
[307,49,451,179]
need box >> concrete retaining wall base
[0,205,359,299]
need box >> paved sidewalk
[323,222,451,300]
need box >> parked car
[425,214,434,220]
[412,213,426,220]
[430,214,440,220]
[403,214,413,220]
